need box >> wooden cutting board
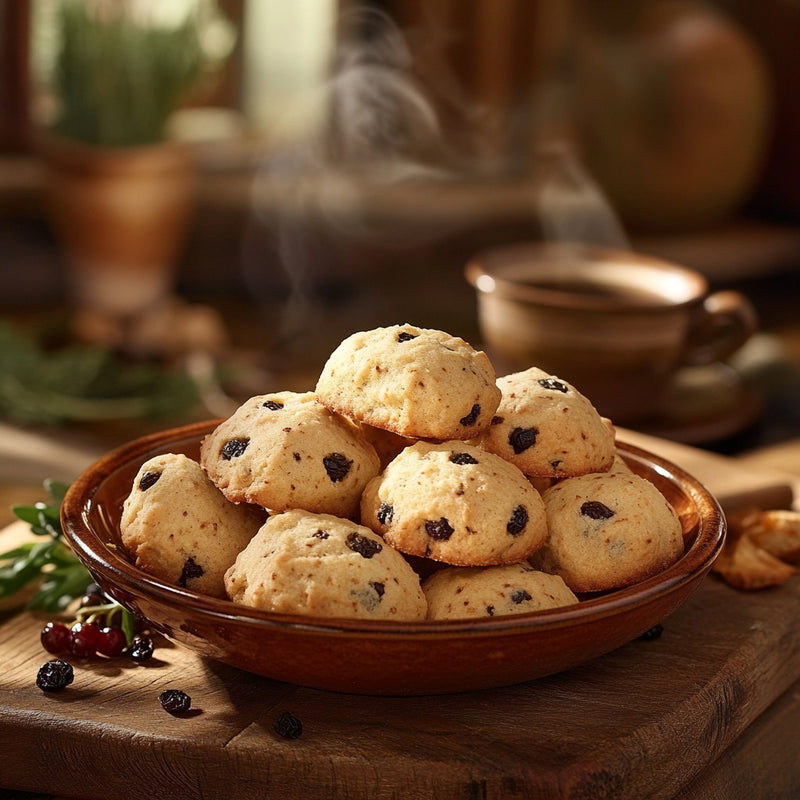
[1,439,799,800]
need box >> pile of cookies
[120,323,685,622]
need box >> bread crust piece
[315,324,501,440]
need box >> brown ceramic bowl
[61,420,725,696]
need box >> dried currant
[323,453,352,483]
[139,471,161,491]
[377,503,394,525]
[312,529,329,540]
[159,689,192,714]
[274,711,303,739]
[506,505,528,535]
[538,378,568,393]
[262,399,285,411]
[369,581,385,600]
[580,500,615,520]
[36,659,74,692]
[129,635,155,662]
[346,531,382,559]
[509,427,537,454]
[638,623,664,641]
[397,331,417,342]
[425,517,454,541]
[485,606,495,616]
[510,589,532,605]
[221,438,249,460]
[450,452,479,465]
[178,557,204,588]
[459,404,481,427]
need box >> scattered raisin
[159,689,192,714]
[459,404,481,427]
[580,501,615,520]
[178,557,204,588]
[397,331,417,342]
[491,416,504,425]
[262,399,285,411]
[129,635,155,662]
[509,427,537,454]
[221,438,249,460]
[510,589,532,604]
[425,517,455,541]
[486,606,495,616]
[274,711,303,739]
[377,503,394,525]
[346,531,382,558]
[538,378,568,393]
[312,529,329,539]
[36,659,74,692]
[138,471,161,491]
[506,505,528,535]
[638,623,664,641]
[450,452,479,465]
[323,453,352,483]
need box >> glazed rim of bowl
[465,242,709,311]
[61,420,725,639]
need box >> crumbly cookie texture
[120,453,264,598]
[423,563,578,620]
[532,472,684,592]
[315,324,501,440]
[224,510,427,621]
[361,439,548,566]
[478,367,616,478]
[200,391,380,518]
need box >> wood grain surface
[2,511,800,800]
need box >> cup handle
[684,290,758,366]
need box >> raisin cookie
[223,510,427,621]
[315,324,501,440]
[423,563,578,620]
[361,440,547,566]
[121,453,264,598]
[200,391,380,518]
[533,472,684,592]
[478,367,616,478]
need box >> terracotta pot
[37,134,196,317]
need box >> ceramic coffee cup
[465,242,757,424]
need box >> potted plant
[33,0,235,326]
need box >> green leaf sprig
[0,479,95,612]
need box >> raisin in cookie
[224,510,427,621]
[361,440,547,566]
[533,472,684,592]
[478,367,616,478]
[423,563,578,620]
[121,453,264,598]
[200,391,380,518]
[315,324,501,440]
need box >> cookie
[120,453,264,598]
[200,391,380,518]
[223,509,427,621]
[361,440,548,566]
[478,367,616,478]
[423,562,578,620]
[533,471,684,592]
[315,324,501,440]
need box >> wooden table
[2,431,800,800]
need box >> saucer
[635,362,761,445]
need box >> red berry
[69,621,103,658]
[97,626,127,657]
[41,622,71,655]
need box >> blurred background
[2,0,800,458]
